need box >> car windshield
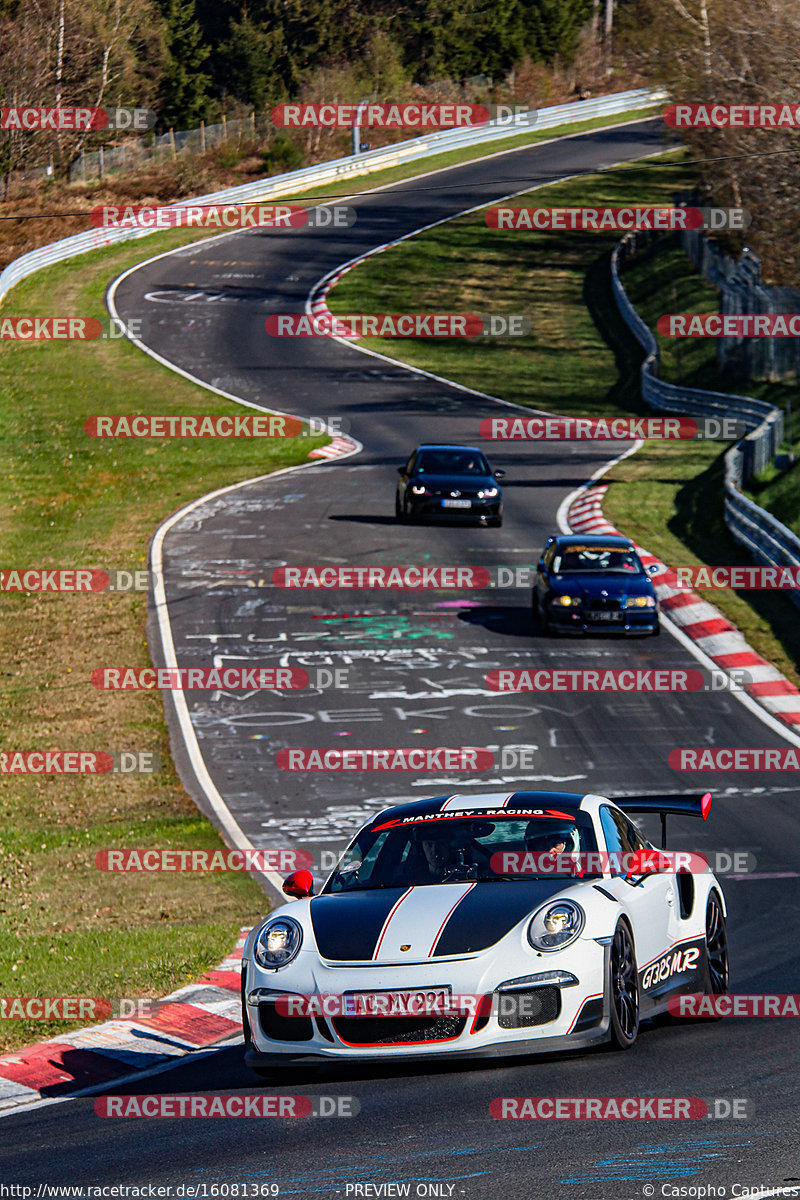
[553,545,643,575]
[324,813,601,891]
[416,450,491,476]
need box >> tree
[217,13,285,110]
[156,0,211,128]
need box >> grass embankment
[0,234,327,1053]
[327,150,800,685]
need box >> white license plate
[343,986,453,1017]
[588,610,622,621]
[441,499,471,509]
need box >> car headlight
[477,487,499,498]
[254,917,303,969]
[552,595,581,607]
[410,484,428,495]
[527,901,585,952]
[623,596,656,608]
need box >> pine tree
[157,0,211,128]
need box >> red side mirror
[282,869,314,899]
[626,849,670,878]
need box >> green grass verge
[327,149,800,686]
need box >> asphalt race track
[3,118,800,1197]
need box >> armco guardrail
[612,228,800,611]
[611,230,782,463]
[0,87,664,307]
[725,450,800,605]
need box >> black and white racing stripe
[309,879,570,961]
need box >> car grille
[258,1001,314,1042]
[496,986,560,1029]
[586,595,621,611]
[428,488,480,499]
[332,1015,467,1045]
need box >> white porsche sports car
[241,789,728,1075]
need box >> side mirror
[493,469,506,479]
[647,564,660,575]
[625,849,670,879]
[282,869,315,899]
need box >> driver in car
[524,823,579,874]
[414,821,493,883]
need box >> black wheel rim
[611,924,639,1039]
[706,894,729,994]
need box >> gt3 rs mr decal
[639,938,704,992]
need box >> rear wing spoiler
[609,792,712,848]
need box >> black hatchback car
[396,444,504,526]
[532,534,660,636]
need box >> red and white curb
[568,485,800,727]
[308,434,359,460]
[0,929,250,1113]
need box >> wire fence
[612,228,800,613]
[68,114,258,182]
[677,191,800,382]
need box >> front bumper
[242,940,609,1065]
[411,498,501,522]
[547,607,658,635]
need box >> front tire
[701,891,729,1011]
[608,921,639,1049]
[395,492,405,522]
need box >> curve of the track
[3,120,799,1197]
